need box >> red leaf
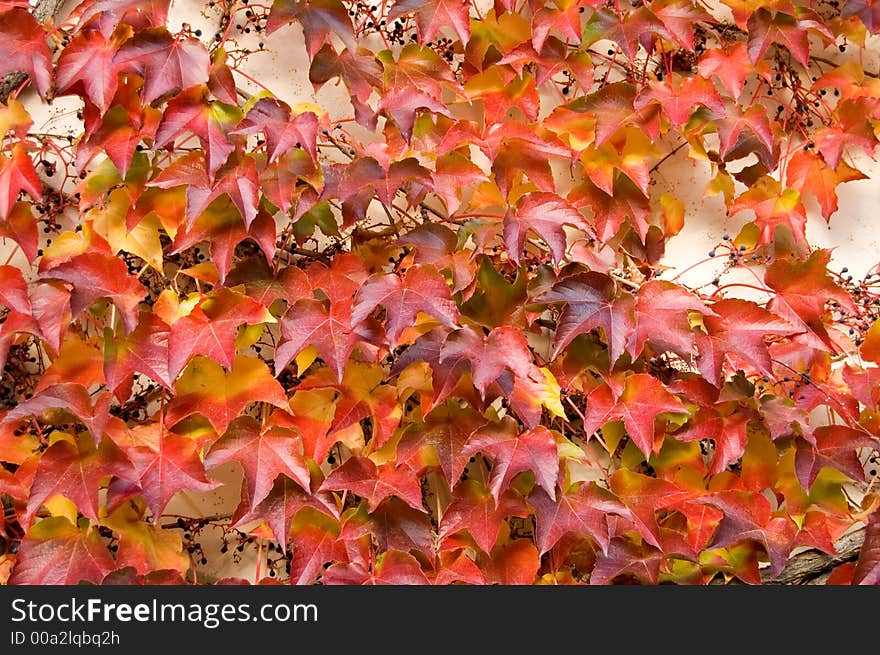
[583,374,686,456]
[388,0,471,45]
[8,517,115,585]
[531,483,627,555]
[267,0,356,58]
[113,27,210,104]
[590,537,663,585]
[24,436,135,527]
[463,420,559,502]
[695,299,799,386]
[697,42,753,100]
[765,249,856,350]
[154,88,239,177]
[115,428,218,519]
[0,8,52,97]
[232,98,319,163]
[539,271,634,363]
[854,509,880,584]
[56,26,131,113]
[503,192,591,266]
[635,74,725,128]
[697,490,798,578]
[323,549,430,585]
[168,287,272,380]
[0,264,31,314]
[794,425,878,490]
[785,149,867,222]
[610,469,693,549]
[103,312,172,392]
[275,298,360,382]
[205,416,311,509]
[233,475,339,551]
[440,480,527,553]
[320,456,425,513]
[480,539,540,585]
[165,356,288,434]
[351,264,459,346]
[0,143,42,220]
[41,252,144,334]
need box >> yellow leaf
[861,320,880,363]
[660,192,685,236]
[103,503,189,575]
[295,345,319,374]
[0,98,31,138]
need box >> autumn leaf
[439,480,528,553]
[0,7,52,97]
[463,419,559,502]
[0,143,42,220]
[351,264,459,346]
[582,373,687,456]
[165,356,288,434]
[785,150,866,222]
[319,456,425,513]
[8,517,115,585]
[537,271,635,363]
[503,192,592,266]
[24,434,135,527]
[205,416,311,508]
[113,27,210,105]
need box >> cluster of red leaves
[1,0,880,585]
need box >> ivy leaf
[730,175,807,246]
[205,416,311,509]
[610,469,693,549]
[590,537,663,585]
[400,402,485,485]
[319,456,425,513]
[40,252,144,334]
[503,192,591,266]
[116,429,220,520]
[530,483,627,555]
[853,509,880,585]
[764,249,856,350]
[794,425,878,490]
[154,87,241,178]
[113,27,210,104]
[24,435,135,527]
[351,264,459,346]
[323,549,430,585]
[0,7,52,97]
[267,0,356,57]
[275,298,360,382]
[103,312,172,392]
[0,264,31,314]
[232,98,319,163]
[582,374,686,456]
[167,287,274,380]
[388,0,471,45]
[785,150,867,222]
[530,0,582,52]
[463,419,559,502]
[697,490,798,578]
[439,480,528,553]
[439,326,532,398]
[233,476,339,551]
[747,8,825,67]
[103,502,189,575]
[165,356,288,434]
[8,517,115,585]
[480,539,540,585]
[697,42,753,100]
[0,143,42,220]
[635,74,725,129]
[55,26,132,114]
[630,280,712,359]
[537,271,634,363]
[695,299,799,386]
